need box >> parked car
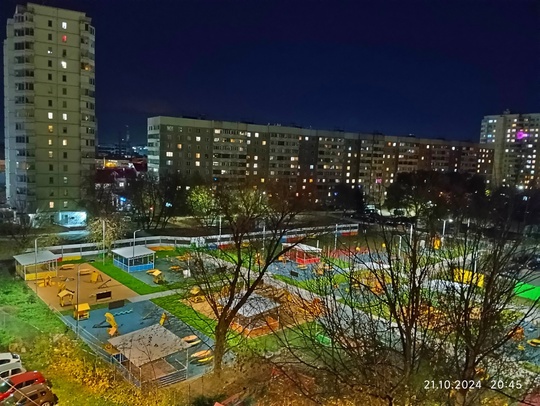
[0,354,24,380]
[0,371,47,401]
[2,383,57,406]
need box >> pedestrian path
[128,289,179,302]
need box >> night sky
[1,0,539,144]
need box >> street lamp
[34,236,44,293]
[442,218,453,238]
[76,263,82,338]
[133,229,141,271]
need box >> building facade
[4,3,96,224]
[148,117,491,205]
[480,111,540,189]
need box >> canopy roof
[220,293,279,319]
[111,246,155,259]
[14,250,60,266]
[282,243,322,253]
[108,324,188,368]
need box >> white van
[0,353,25,379]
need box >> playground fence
[39,223,359,260]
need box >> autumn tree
[187,185,305,374]
[87,215,129,259]
[187,185,218,227]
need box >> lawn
[90,261,167,295]
[152,295,217,338]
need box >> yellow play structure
[146,269,164,284]
[453,268,484,287]
[105,312,119,337]
[189,286,205,303]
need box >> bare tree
[268,172,539,405]
[187,186,305,374]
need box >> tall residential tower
[4,3,96,225]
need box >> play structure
[189,286,205,303]
[112,246,156,273]
[221,293,280,338]
[92,312,119,336]
[13,250,60,281]
[146,269,164,284]
[74,303,90,321]
[57,289,74,307]
[282,243,321,265]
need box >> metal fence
[42,223,359,259]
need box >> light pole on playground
[102,219,106,264]
[334,224,338,253]
[34,236,44,293]
[76,263,82,339]
[133,229,141,270]
[441,218,453,246]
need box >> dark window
[49,165,53,171]
[48,33,52,41]
[48,73,52,81]
[62,75,67,82]
[48,100,52,107]
[48,20,52,27]
[63,152,68,159]
[62,88,67,95]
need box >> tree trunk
[213,319,228,376]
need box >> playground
[30,262,138,311]
[66,300,216,384]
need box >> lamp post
[76,263,82,338]
[102,219,106,264]
[218,216,222,244]
[34,236,43,293]
[442,219,453,238]
[133,229,141,272]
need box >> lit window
[48,151,53,158]
[195,161,200,167]
[262,140,267,146]
[63,177,68,184]
[62,35,67,42]
[196,136,201,142]
[61,61,67,69]
[48,125,53,133]
[195,153,201,158]
[47,47,53,54]
[61,22,67,29]
[177,144,182,150]
[62,139,67,146]
[261,178,265,183]
[62,113,67,120]
[63,201,68,208]
[49,201,54,209]
[166,151,173,157]
[48,112,53,119]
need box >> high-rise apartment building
[4,3,96,225]
[148,117,490,205]
[480,111,540,189]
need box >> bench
[79,268,92,276]
[59,264,75,271]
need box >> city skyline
[2,0,538,144]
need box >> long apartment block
[148,117,493,204]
